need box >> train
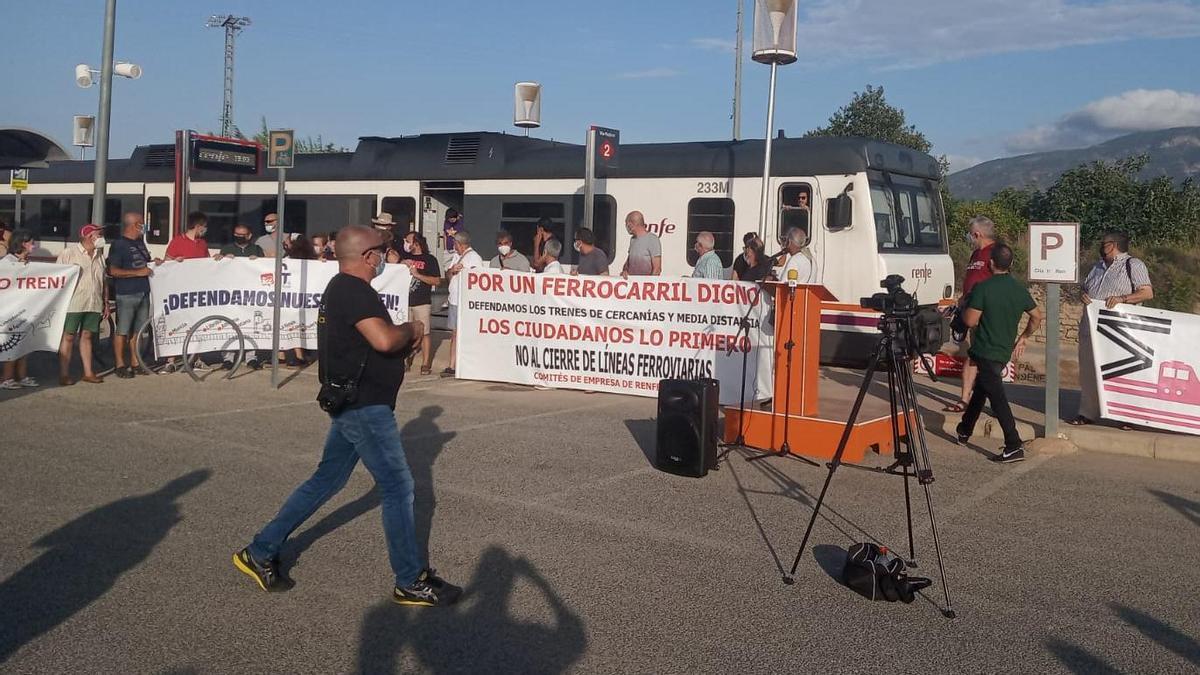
[1,131,953,365]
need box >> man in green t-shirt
[957,243,1043,463]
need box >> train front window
[777,184,812,245]
[869,171,945,253]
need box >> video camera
[860,275,944,358]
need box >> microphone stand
[716,283,768,463]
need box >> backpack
[842,543,932,603]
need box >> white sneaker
[17,377,39,387]
[0,379,20,390]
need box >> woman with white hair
[541,238,565,274]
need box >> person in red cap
[165,212,211,261]
[55,223,109,385]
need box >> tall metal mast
[206,15,251,137]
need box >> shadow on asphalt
[1111,602,1200,666]
[0,469,211,664]
[622,418,657,466]
[281,488,382,573]
[811,543,847,583]
[356,545,587,674]
[1149,489,1200,529]
[1044,638,1122,674]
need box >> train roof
[3,132,942,184]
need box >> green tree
[245,117,348,154]
[805,85,932,154]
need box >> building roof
[0,127,72,169]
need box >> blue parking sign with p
[267,130,295,169]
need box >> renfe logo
[646,218,677,236]
[911,263,933,280]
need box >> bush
[1137,246,1200,313]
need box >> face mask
[964,231,974,246]
[197,227,208,238]
[234,235,250,244]
[403,241,413,253]
[573,241,582,252]
[372,252,386,277]
[497,244,512,256]
[265,223,276,234]
[93,237,107,249]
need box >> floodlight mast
[206,15,252,137]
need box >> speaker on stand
[654,378,720,478]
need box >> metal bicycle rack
[180,314,247,382]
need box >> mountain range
[947,127,1200,200]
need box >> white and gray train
[1,132,953,364]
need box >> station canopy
[0,127,72,169]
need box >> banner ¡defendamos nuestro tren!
[148,258,410,357]
[0,260,79,361]
[1089,302,1200,435]
[455,269,771,404]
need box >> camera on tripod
[859,274,944,358]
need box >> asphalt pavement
[1,355,1199,674]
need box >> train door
[420,181,464,258]
[144,182,173,256]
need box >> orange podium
[722,282,905,463]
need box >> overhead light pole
[752,0,798,242]
[206,15,252,137]
[733,0,744,140]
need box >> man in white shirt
[56,223,109,385]
[442,231,483,377]
[778,226,816,283]
[541,239,565,274]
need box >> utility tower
[206,14,251,137]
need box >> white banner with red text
[454,270,771,404]
[0,260,79,361]
[1089,303,1200,435]
[148,258,410,357]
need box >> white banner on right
[1088,303,1200,435]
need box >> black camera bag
[315,299,369,416]
[843,542,932,603]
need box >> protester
[531,217,556,271]
[573,228,609,275]
[541,239,565,274]
[257,213,280,257]
[956,244,1043,463]
[442,231,483,377]
[312,233,330,261]
[55,224,108,385]
[371,212,397,235]
[489,230,531,271]
[400,234,441,375]
[691,231,724,279]
[733,235,772,283]
[0,218,10,257]
[1071,231,1154,427]
[283,235,320,367]
[778,226,816,283]
[219,224,264,258]
[108,212,160,379]
[233,224,461,606]
[165,212,211,261]
[944,216,998,414]
[443,208,464,254]
[620,210,662,278]
[1,230,39,389]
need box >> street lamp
[75,61,142,88]
[752,0,798,242]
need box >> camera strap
[318,298,370,387]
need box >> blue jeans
[249,405,423,587]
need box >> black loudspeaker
[654,378,720,478]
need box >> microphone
[786,268,799,288]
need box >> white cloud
[1006,89,1200,152]
[613,67,681,80]
[945,153,985,173]
[794,0,1200,68]
[690,37,737,54]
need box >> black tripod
[781,317,956,618]
[745,282,817,466]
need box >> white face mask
[197,227,208,238]
[93,237,107,249]
[265,223,276,234]
[573,241,582,252]
[497,244,512,256]
[403,241,413,253]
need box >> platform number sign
[592,126,619,169]
[10,169,29,191]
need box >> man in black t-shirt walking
[234,224,461,607]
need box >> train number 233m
[695,180,730,194]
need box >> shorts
[409,304,431,335]
[63,311,102,335]
[447,304,459,330]
[115,293,150,336]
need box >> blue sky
[4,0,1200,172]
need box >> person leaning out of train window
[218,224,264,259]
[572,228,609,276]
[691,231,725,280]
[620,210,662,278]
[165,211,211,262]
[1,230,40,390]
[531,217,556,271]
[489,230,531,271]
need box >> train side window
[501,202,566,258]
[198,199,241,246]
[38,198,72,240]
[0,198,14,227]
[145,198,171,245]
[777,183,812,245]
[571,194,616,263]
[687,197,735,267]
[256,199,308,237]
[86,198,125,240]
[381,197,417,232]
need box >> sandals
[941,400,968,413]
[420,365,432,376]
[1067,416,1092,426]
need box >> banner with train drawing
[0,260,79,361]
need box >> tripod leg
[783,338,884,583]
[903,455,916,566]
[885,351,917,565]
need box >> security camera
[75,64,94,88]
[114,62,142,79]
